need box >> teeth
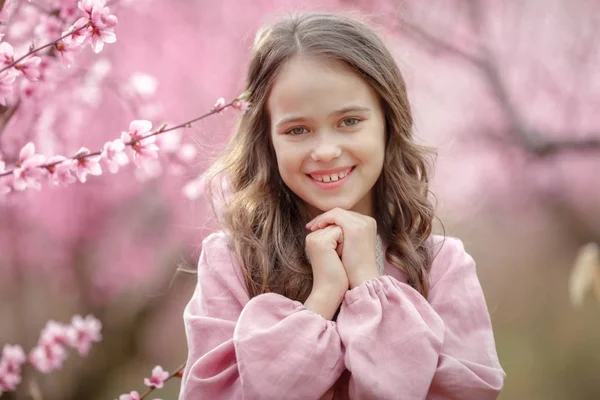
[311,168,351,183]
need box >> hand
[304,225,349,319]
[306,208,380,288]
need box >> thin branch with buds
[0,99,240,178]
[0,24,88,75]
[139,362,186,400]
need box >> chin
[311,199,357,213]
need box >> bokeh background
[1,0,600,399]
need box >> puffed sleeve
[179,232,345,400]
[336,236,505,400]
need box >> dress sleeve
[179,232,345,400]
[336,237,505,400]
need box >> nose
[310,135,342,162]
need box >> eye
[285,127,309,135]
[339,117,361,127]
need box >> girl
[180,12,505,400]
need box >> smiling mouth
[307,166,355,183]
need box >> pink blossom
[0,70,15,106]
[78,0,107,15]
[88,12,117,53]
[0,345,25,391]
[212,97,226,113]
[28,342,67,373]
[122,119,153,141]
[46,155,76,185]
[232,99,251,113]
[55,39,80,68]
[75,0,118,54]
[16,56,42,81]
[71,147,102,183]
[1,345,26,372]
[0,41,14,65]
[121,120,159,167]
[29,320,72,374]
[64,18,90,47]
[39,320,71,346]
[101,138,129,173]
[13,142,47,191]
[118,391,141,400]
[0,365,21,392]
[67,314,102,356]
[91,4,118,28]
[144,365,169,389]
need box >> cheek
[273,142,302,176]
[357,136,385,163]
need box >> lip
[306,166,355,190]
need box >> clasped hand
[305,207,380,295]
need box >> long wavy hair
[204,12,436,302]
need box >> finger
[322,225,344,246]
[311,209,355,232]
[307,208,349,231]
[336,241,344,257]
[311,220,335,231]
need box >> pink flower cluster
[29,315,102,373]
[0,97,251,197]
[116,365,170,400]
[0,315,101,395]
[0,119,160,193]
[0,345,26,395]
[0,0,118,104]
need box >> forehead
[267,55,379,119]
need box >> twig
[0,24,88,75]
[139,362,186,400]
[401,1,600,156]
[0,99,236,178]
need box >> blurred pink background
[1,0,599,398]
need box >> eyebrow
[274,106,372,129]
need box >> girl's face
[268,55,386,218]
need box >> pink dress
[179,231,505,399]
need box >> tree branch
[401,0,600,157]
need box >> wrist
[349,269,381,289]
[304,288,344,320]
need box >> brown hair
[204,12,436,301]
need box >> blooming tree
[0,0,247,397]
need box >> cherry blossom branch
[138,363,185,400]
[0,97,248,186]
[0,315,102,394]
[116,363,185,400]
[0,25,87,75]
